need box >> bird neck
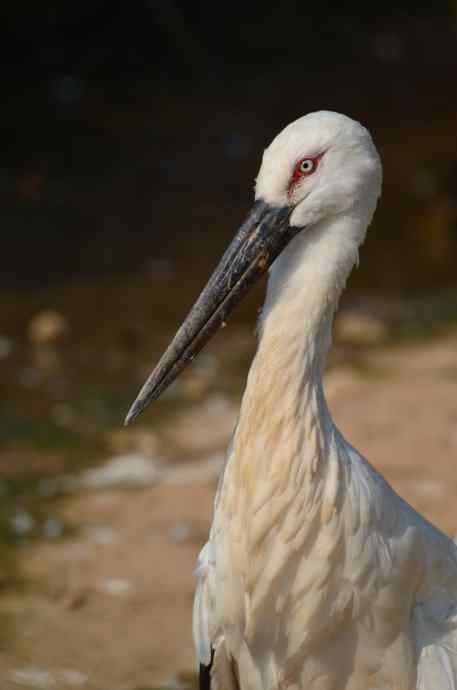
[231,214,362,488]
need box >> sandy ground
[1,333,457,690]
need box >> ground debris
[64,453,163,491]
[97,576,132,596]
[8,665,88,688]
[41,452,225,495]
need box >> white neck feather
[230,213,365,493]
[216,212,372,660]
[262,211,365,358]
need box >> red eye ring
[288,153,323,197]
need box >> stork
[126,112,457,690]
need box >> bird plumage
[192,112,457,690]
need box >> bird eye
[288,154,323,198]
[298,158,315,175]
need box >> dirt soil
[1,333,457,690]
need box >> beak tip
[124,400,142,426]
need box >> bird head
[125,112,382,424]
[256,110,382,232]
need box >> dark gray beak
[125,199,300,424]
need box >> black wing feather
[199,648,215,690]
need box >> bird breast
[210,436,424,690]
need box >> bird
[126,111,457,690]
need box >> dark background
[2,0,457,292]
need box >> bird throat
[230,300,334,502]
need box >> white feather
[191,111,457,690]
[193,541,214,666]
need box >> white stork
[126,111,457,690]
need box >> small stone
[9,666,54,688]
[98,577,132,595]
[10,510,35,536]
[28,310,69,346]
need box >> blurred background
[1,2,457,689]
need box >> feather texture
[191,112,457,690]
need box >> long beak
[125,199,301,424]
